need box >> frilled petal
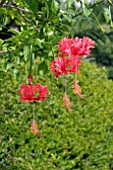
[50,56,81,77]
[72,37,95,57]
[31,119,42,137]
[58,36,95,58]
[63,93,73,112]
[58,37,74,56]
[18,83,48,102]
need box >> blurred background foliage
[1,0,113,169]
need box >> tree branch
[89,0,105,8]
[0,2,39,32]
[19,11,39,32]
[19,11,31,23]
[0,4,33,14]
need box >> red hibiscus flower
[18,76,48,102]
[58,37,74,57]
[72,36,95,57]
[50,56,81,77]
[58,36,95,58]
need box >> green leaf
[51,0,59,15]
[8,29,20,35]
[6,63,12,71]
[0,9,5,13]
[49,16,59,22]
[107,0,113,5]
[24,46,29,62]
[103,6,111,24]
[83,8,93,17]
[13,68,19,78]
[35,39,44,48]
[0,39,4,49]
[23,0,37,15]
[45,1,50,19]
[38,61,48,74]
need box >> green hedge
[1,61,113,170]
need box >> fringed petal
[72,79,85,98]
[31,120,42,138]
[63,93,73,112]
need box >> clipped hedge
[1,61,113,170]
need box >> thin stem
[19,11,39,32]
[19,11,31,23]
[32,103,35,120]
[1,4,33,14]
[64,75,67,93]
[92,12,104,33]
[29,45,33,76]
[75,56,78,81]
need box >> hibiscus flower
[18,76,48,102]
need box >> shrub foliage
[1,61,113,170]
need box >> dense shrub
[1,61,113,170]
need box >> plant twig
[1,4,33,14]
[19,11,39,32]
[0,3,39,32]
[19,11,31,23]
